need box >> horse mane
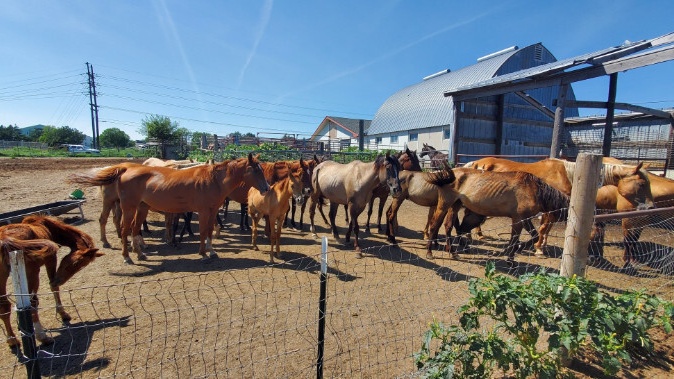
[22,215,95,251]
[553,158,646,187]
[526,173,570,213]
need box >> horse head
[399,147,422,171]
[244,153,270,195]
[289,168,306,206]
[381,152,403,198]
[52,247,103,287]
[616,162,654,211]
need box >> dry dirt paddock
[0,157,672,378]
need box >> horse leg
[329,202,340,241]
[99,195,116,248]
[426,203,451,259]
[205,210,219,258]
[250,212,260,252]
[120,204,137,264]
[318,202,330,225]
[44,254,72,323]
[131,206,150,261]
[505,221,525,262]
[299,198,308,230]
[589,222,606,262]
[350,204,364,256]
[344,204,349,224]
[25,266,53,345]
[288,198,297,229]
[622,218,645,267]
[275,215,283,260]
[365,197,375,233]
[534,214,552,256]
[0,271,20,348]
[376,196,387,234]
[385,198,403,243]
[309,196,318,237]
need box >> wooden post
[602,73,618,157]
[559,153,602,277]
[9,250,42,379]
[550,84,568,158]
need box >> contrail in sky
[282,8,500,99]
[238,0,274,89]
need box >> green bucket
[70,189,84,199]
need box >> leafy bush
[414,262,674,378]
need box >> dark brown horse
[366,148,423,233]
[419,143,449,169]
[309,153,402,253]
[428,166,570,262]
[68,153,269,263]
[0,216,102,348]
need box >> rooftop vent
[423,69,451,81]
[477,46,518,62]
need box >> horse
[248,164,305,262]
[68,153,269,263]
[309,153,402,253]
[428,166,570,262]
[464,157,654,261]
[365,148,423,233]
[419,143,449,170]
[221,158,313,232]
[0,215,102,348]
[384,167,458,246]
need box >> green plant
[415,263,673,378]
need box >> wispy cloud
[152,0,202,110]
[237,0,274,89]
[283,8,499,98]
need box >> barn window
[409,133,418,141]
[444,129,451,139]
[390,135,398,143]
[375,137,383,144]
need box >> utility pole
[86,62,100,149]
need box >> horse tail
[67,165,128,187]
[0,237,60,268]
[425,166,456,186]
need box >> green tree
[138,115,179,158]
[0,124,25,141]
[27,128,44,142]
[99,127,132,150]
[38,125,86,146]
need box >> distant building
[309,116,371,151]
[19,124,46,136]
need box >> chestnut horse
[68,153,269,263]
[222,158,312,232]
[0,216,102,348]
[309,153,402,253]
[248,164,305,262]
[428,167,570,262]
[464,157,654,260]
[366,148,423,233]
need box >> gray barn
[367,43,579,165]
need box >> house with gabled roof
[309,116,370,150]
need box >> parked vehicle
[65,144,100,154]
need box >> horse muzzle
[295,195,306,205]
[389,187,402,198]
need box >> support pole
[9,251,41,379]
[559,153,602,277]
[316,237,328,379]
[550,84,569,158]
[602,73,618,157]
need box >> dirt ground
[0,157,672,378]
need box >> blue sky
[1,0,673,142]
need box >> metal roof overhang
[446,32,674,102]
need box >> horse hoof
[102,242,111,248]
[123,257,133,265]
[38,335,55,345]
[356,252,364,259]
[253,246,259,251]
[311,233,318,239]
[451,253,459,260]
[426,253,434,260]
[209,252,218,258]
[137,254,148,261]
[6,336,20,348]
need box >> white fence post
[9,250,42,378]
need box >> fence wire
[1,209,673,377]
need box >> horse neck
[28,217,94,251]
[647,173,674,202]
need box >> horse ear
[385,151,390,158]
[405,146,411,154]
[633,162,644,173]
[248,152,254,163]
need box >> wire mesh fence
[1,207,673,377]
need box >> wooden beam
[514,91,555,119]
[602,73,618,156]
[550,83,568,158]
[562,100,673,119]
[449,44,674,101]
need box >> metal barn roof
[368,43,550,135]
